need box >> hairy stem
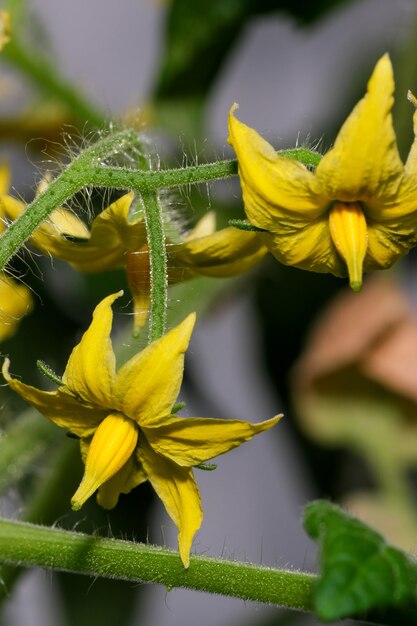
[141,190,167,341]
[0,518,316,610]
[0,144,321,270]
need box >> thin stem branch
[0,518,316,610]
[142,190,167,341]
[0,143,321,271]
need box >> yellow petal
[63,292,121,407]
[316,54,403,202]
[66,193,147,273]
[228,105,325,231]
[0,194,91,253]
[373,106,417,221]
[29,208,90,255]
[138,438,203,568]
[125,249,151,333]
[261,216,346,277]
[143,414,281,466]
[0,274,32,342]
[97,454,147,509]
[329,202,368,291]
[71,413,138,510]
[186,211,216,239]
[2,358,107,437]
[364,219,417,271]
[169,227,267,278]
[0,162,10,197]
[113,313,196,426]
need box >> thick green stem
[141,191,167,341]
[0,518,315,610]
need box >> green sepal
[228,219,266,232]
[172,402,186,414]
[36,360,64,387]
[304,500,417,622]
[195,463,217,471]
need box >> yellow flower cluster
[4,52,416,570]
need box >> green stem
[87,147,321,191]
[141,191,167,341]
[3,39,105,128]
[0,130,140,270]
[0,518,315,610]
[0,144,321,271]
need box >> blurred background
[1,0,417,625]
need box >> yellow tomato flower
[3,292,280,567]
[228,54,417,291]
[1,191,266,331]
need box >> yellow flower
[228,54,417,291]
[1,191,267,331]
[3,292,280,567]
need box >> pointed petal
[261,217,346,277]
[138,438,203,568]
[2,358,106,437]
[369,107,417,222]
[63,292,121,407]
[114,314,196,426]
[71,413,138,510]
[316,54,403,202]
[143,414,281,466]
[228,106,325,231]
[328,202,368,291]
[97,453,148,510]
[0,274,33,341]
[169,227,267,278]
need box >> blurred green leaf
[304,500,417,622]
[153,0,350,110]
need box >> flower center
[71,412,138,510]
[328,201,368,292]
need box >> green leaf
[228,219,266,232]
[304,500,417,622]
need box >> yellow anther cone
[71,413,138,510]
[329,202,368,291]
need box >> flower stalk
[0,147,320,272]
[141,190,168,341]
[0,517,316,610]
